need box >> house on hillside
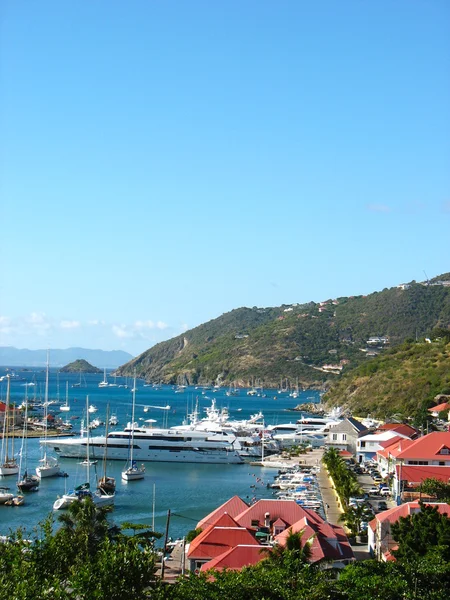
[368,502,450,561]
[325,417,369,456]
[188,497,354,573]
[428,401,450,420]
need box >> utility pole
[160,509,171,581]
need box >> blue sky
[1,0,449,357]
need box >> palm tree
[57,496,112,559]
[267,527,314,565]
[339,504,374,538]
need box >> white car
[379,487,391,496]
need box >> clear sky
[1,0,449,357]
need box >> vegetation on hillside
[322,340,450,420]
[117,278,450,391]
[60,359,101,373]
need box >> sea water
[0,369,322,541]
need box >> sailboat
[98,368,109,388]
[17,389,39,492]
[53,397,115,510]
[122,372,145,481]
[98,404,116,494]
[36,352,62,478]
[60,381,71,412]
[0,376,19,476]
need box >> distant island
[60,359,101,374]
[0,347,133,368]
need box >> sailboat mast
[4,377,10,461]
[130,371,137,464]
[104,404,110,480]
[18,388,28,481]
[43,351,49,462]
[86,396,90,482]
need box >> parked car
[379,487,391,496]
[377,501,388,511]
[368,486,379,495]
[373,475,383,483]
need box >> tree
[267,527,313,566]
[391,501,450,562]
[339,503,374,538]
[419,478,450,501]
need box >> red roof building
[188,512,259,572]
[196,495,249,530]
[428,402,450,417]
[375,423,420,439]
[388,432,450,499]
[199,545,268,573]
[190,497,354,572]
[368,501,450,561]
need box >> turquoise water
[0,369,321,541]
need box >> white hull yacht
[41,424,244,465]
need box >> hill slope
[322,340,450,419]
[118,277,450,388]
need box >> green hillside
[60,359,101,373]
[117,277,450,388]
[322,339,450,420]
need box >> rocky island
[60,359,101,373]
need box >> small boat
[36,353,62,479]
[17,472,40,493]
[98,405,116,494]
[54,398,114,510]
[109,413,119,426]
[0,487,14,504]
[98,368,109,388]
[88,405,98,414]
[0,377,19,476]
[60,381,71,412]
[79,459,98,466]
[122,372,145,482]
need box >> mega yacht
[40,423,244,465]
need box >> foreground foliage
[1,496,450,599]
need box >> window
[251,520,259,527]
[342,434,347,441]
[332,434,337,441]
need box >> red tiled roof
[428,402,450,413]
[396,432,450,460]
[376,423,418,438]
[274,519,354,563]
[377,437,414,459]
[235,499,310,529]
[371,501,450,529]
[188,524,258,560]
[200,545,268,572]
[339,450,353,457]
[196,495,249,530]
[395,464,450,485]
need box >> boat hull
[36,464,61,478]
[0,465,19,476]
[42,431,245,465]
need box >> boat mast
[129,370,137,466]
[103,403,110,481]
[86,396,90,483]
[42,350,50,463]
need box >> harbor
[0,368,326,540]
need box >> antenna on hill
[423,270,430,286]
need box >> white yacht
[40,424,244,464]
